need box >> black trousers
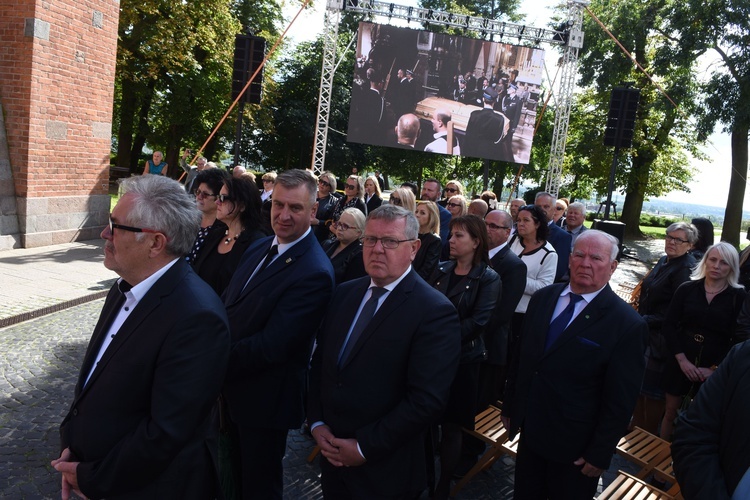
[226,421,288,500]
[513,433,599,500]
[319,458,420,500]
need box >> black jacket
[429,260,501,363]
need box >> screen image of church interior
[347,21,545,165]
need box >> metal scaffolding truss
[311,0,588,194]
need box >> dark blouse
[639,252,696,330]
[413,233,441,281]
[664,279,746,367]
[321,239,367,285]
[331,197,367,223]
[192,228,266,295]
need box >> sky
[278,0,746,210]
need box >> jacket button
[72,408,78,416]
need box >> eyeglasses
[445,187,458,193]
[217,194,233,203]
[318,180,331,188]
[345,184,357,190]
[195,190,217,199]
[361,235,414,249]
[334,222,358,232]
[108,216,160,236]
[446,202,462,208]
[390,197,402,206]
[486,223,510,230]
[665,234,689,244]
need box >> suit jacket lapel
[330,279,370,367]
[223,236,273,304]
[542,285,613,357]
[339,271,416,370]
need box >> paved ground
[0,237,657,499]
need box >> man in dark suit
[308,205,461,498]
[503,230,647,499]
[462,87,514,163]
[420,178,451,243]
[535,191,572,282]
[53,175,230,499]
[480,209,527,406]
[221,169,335,499]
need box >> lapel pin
[286,258,292,264]
[585,315,590,319]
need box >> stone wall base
[11,194,110,249]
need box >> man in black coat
[308,205,460,498]
[53,176,230,500]
[535,191,572,282]
[462,87,514,163]
[503,230,647,499]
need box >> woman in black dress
[413,201,441,280]
[660,242,746,440]
[321,208,367,284]
[631,222,697,434]
[429,215,500,499]
[364,175,383,213]
[191,176,265,295]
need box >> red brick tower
[0,0,119,249]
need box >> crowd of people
[52,169,750,499]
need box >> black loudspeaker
[593,219,625,259]
[604,87,640,148]
[232,35,265,104]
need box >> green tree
[661,0,750,245]
[572,0,703,238]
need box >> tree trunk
[116,79,137,172]
[621,153,652,239]
[720,125,749,246]
[129,80,157,173]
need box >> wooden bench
[451,405,512,496]
[598,470,676,499]
[616,427,682,498]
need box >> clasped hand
[311,425,366,468]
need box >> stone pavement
[0,237,657,499]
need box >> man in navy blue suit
[222,169,335,499]
[535,191,571,282]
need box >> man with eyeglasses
[53,175,230,499]
[222,169,335,499]
[308,205,460,498]
[535,191,572,282]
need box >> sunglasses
[318,180,331,188]
[108,215,160,236]
[217,194,234,203]
[446,202,461,208]
[345,184,357,190]
[555,206,565,211]
[390,197,402,206]
[445,187,458,193]
[195,190,217,199]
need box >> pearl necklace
[224,228,243,245]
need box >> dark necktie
[545,293,583,352]
[257,244,278,274]
[338,287,388,367]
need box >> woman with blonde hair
[330,175,367,237]
[445,194,468,218]
[388,187,416,213]
[413,201,442,280]
[364,175,383,213]
[659,241,747,440]
[321,208,367,284]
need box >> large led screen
[347,22,545,164]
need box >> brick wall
[0,0,119,248]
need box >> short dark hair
[195,168,228,197]
[423,178,442,190]
[400,181,418,198]
[518,204,550,242]
[449,215,491,266]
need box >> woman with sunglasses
[388,187,416,213]
[191,176,265,295]
[321,208,367,284]
[313,171,339,243]
[630,222,698,435]
[553,199,567,227]
[364,175,383,213]
[440,180,464,207]
[659,242,746,441]
[509,204,557,352]
[414,201,442,280]
[186,168,228,265]
[428,215,500,499]
[329,175,367,239]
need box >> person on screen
[395,113,420,149]
[424,109,460,155]
[462,87,514,162]
[348,69,387,146]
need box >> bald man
[395,113,420,149]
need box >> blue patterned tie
[545,293,583,352]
